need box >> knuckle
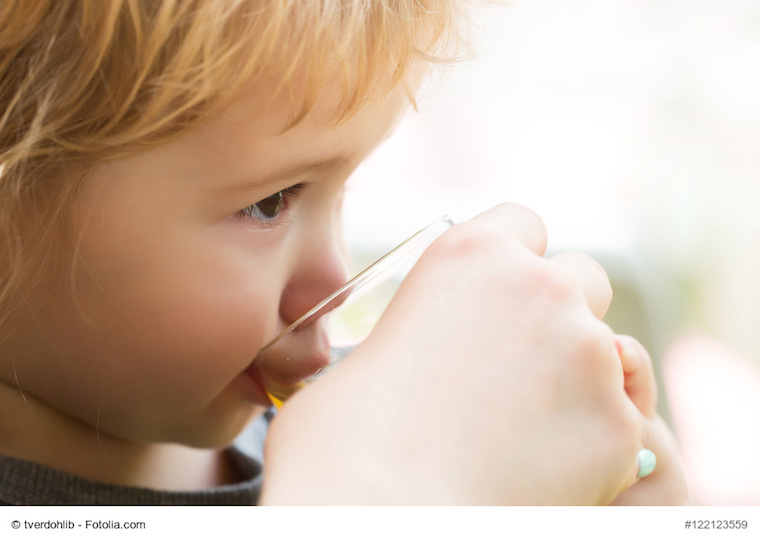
[529,265,579,304]
[632,338,655,371]
[436,221,497,254]
[567,251,608,280]
[551,251,613,303]
[578,330,642,451]
[444,202,548,256]
[572,251,612,294]
[427,220,517,267]
[565,319,620,380]
[476,202,544,228]
[494,202,545,228]
[608,399,641,453]
[573,320,615,361]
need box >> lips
[243,344,330,408]
[255,327,332,386]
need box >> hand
[611,335,691,505]
[261,203,643,505]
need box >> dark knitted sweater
[0,410,272,505]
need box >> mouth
[241,364,275,407]
[240,348,330,408]
[254,345,331,387]
[253,316,334,387]
[239,334,332,408]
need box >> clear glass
[253,215,454,407]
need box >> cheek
[40,252,283,434]
[147,286,274,376]
[51,178,289,439]
[99,275,278,389]
[70,215,284,381]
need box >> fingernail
[616,335,639,369]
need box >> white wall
[344,0,760,362]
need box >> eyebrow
[210,156,349,195]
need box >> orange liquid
[262,347,350,408]
[266,381,306,409]
[267,391,285,409]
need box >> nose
[278,218,350,325]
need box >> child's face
[17,83,411,447]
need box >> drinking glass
[253,215,454,407]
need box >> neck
[0,382,243,491]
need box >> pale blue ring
[636,448,657,479]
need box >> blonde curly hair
[0,0,465,332]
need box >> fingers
[614,415,692,504]
[547,251,613,319]
[614,335,662,498]
[616,334,657,419]
[440,204,611,319]
[467,202,548,257]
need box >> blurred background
[342,0,760,505]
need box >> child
[0,0,687,504]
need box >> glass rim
[257,215,454,353]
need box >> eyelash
[237,183,308,224]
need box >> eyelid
[236,182,309,225]
[274,182,308,204]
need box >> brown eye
[237,183,308,223]
[255,192,285,218]
[240,191,285,221]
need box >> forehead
[75,78,415,221]
[156,80,413,185]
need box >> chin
[162,404,265,449]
